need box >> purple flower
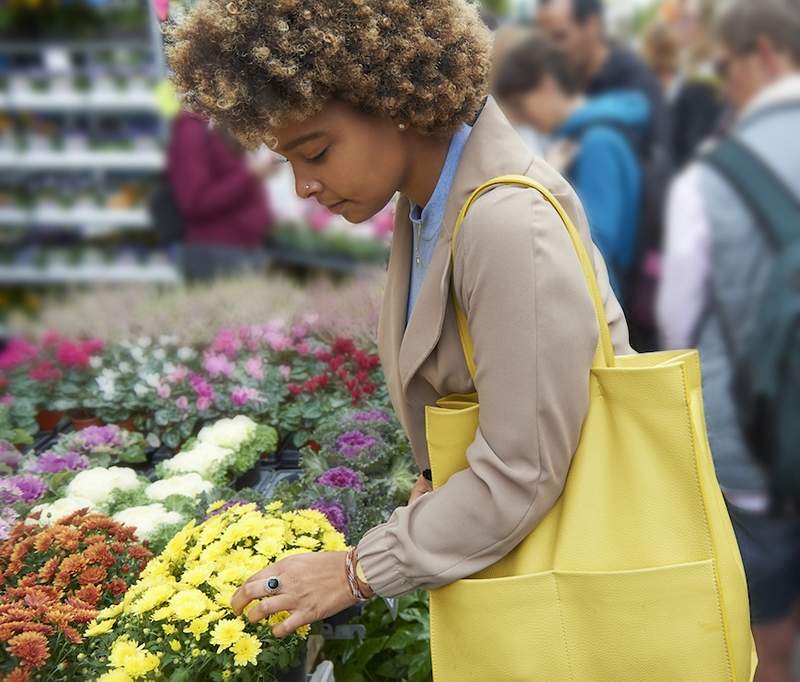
[33,450,89,474]
[78,425,124,450]
[202,352,235,378]
[189,373,215,400]
[351,410,391,424]
[244,356,264,381]
[336,431,379,458]
[0,440,22,471]
[310,500,348,535]
[318,466,363,490]
[231,386,259,407]
[2,475,47,503]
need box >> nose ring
[305,184,311,192]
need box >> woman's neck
[398,131,453,208]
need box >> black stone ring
[264,576,281,595]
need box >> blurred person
[166,110,275,281]
[642,18,725,169]
[657,2,800,678]
[494,35,649,303]
[538,0,672,351]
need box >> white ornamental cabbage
[145,473,214,501]
[162,442,232,478]
[65,466,140,505]
[29,497,97,526]
[112,504,184,540]
[196,415,257,449]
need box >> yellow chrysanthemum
[123,649,159,678]
[322,531,348,552]
[286,512,317,536]
[98,602,124,621]
[109,637,141,669]
[85,618,116,637]
[296,624,311,639]
[210,618,246,653]
[98,669,133,682]
[184,618,210,638]
[294,534,321,550]
[132,582,176,615]
[180,563,214,587]
[150,606,172,621]
[232,633,262,667]
[161,624,176,635]
[265,500,284,513]
[207,500,226,513]
[169,589,211,621]
[169,639,181,652]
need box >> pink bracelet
[345,547,371,602]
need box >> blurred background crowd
[0,0,798,679]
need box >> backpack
[701,135,800,510]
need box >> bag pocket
[430,570,572,682]
[557,559,732,681]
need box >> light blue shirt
[406,123,472,327]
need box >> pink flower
[154,0,169,22]
[266,332,290,352]
[0,395,14,406]
[279,365,291,381]
[0,338,38,370]
[189,373,215,400]
[157,384,171,399]
[175,396,189,410]
[196,396,212,411]
[29,362,62,383]
[211,328,242,358]
[295,341,311,356]
[56,341,90,368]
[202,352,235,378]
[168,366,189,384]
[230,387,258,407]
[81,338,105,355]
[244,356,264,381]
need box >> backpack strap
[702,136,800,250]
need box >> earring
[397,123,407,131]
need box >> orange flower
[8,631,49,668]
[83,543,114,568]
[55,554,85,583]
[77,566,107,586]
[4,667,30,682]
[106,578,128,596]
[75,585,101,607]
[38,557,60,583]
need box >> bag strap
[702,136,800,250]
[450,174,616,381]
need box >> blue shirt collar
[409,123,472,229]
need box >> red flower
[8,631,49,668]
[106,578,128,596]
[74,585,101,607]
[287,384,303,396]
[331,338,356,356]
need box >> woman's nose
[296,177,323,200]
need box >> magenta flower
[33,450,89,474]
[336,431,379,458]
[211,328,243,358]
[244,356,264,381]
[189,373,215,400]
[78,425,123,450]
[310,500,348,535]
[202,352,235,378]
[0,338,38,370]
[157,384,172,399]
[231,387,258,407]
[196,396,212,412]
[318,466,363,490]
[1,475,47,503]
[175,396,190,411]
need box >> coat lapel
[379,97,536,396]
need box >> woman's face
[271,101,408,224]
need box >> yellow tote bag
[426,176,757,682]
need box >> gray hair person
[657,1,800,680]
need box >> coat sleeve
[356,186,600,597]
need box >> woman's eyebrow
[280,131,326,154]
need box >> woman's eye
[307,147,328,163]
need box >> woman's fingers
[271,608,312,639]
[231,571,280,615]
[246,594,296,624]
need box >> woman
[167,0,631,641]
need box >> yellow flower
[210,618,246,653]
[180,563,214,587]
[254,536,283,560]
[322,531,348,552]
[222,672,232,680]
[98,670,133,682]
[151,606,172,621]
[124,649,159,678]
[169,639,181,652]
[267,611,290,627]
[85,618,115,637]
[286,512,317,536]
[109,637,140,669]
[132,582,175,615]
[207,500,226,513]
[98,603,124,621]
[296,624,311,639]
[184,617,210,639]
[161,624,176,635]
[294,534,321,550]
[232,633,262,667]
[169,588,210,621]
[265,500,284,513]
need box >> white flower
[29,497,97,526]
[96,375,116,400]
[159,335,179,346]
[163,362,176,375]
[118,361,133,374]
[162,442,233,478]
[133,383,150,398]
[143,373,161,388]
[145,473,213,501]
[130,347,145,363]
[177,347,196,361]
[66,467,140,505]
[89,356,103,369]
[113,504,184,540]
[197,415,257,449]
[153,348,167,362]
[137,336,153,348]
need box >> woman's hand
[230,551,357,638]
[408,474,433,504]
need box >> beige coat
[356,98,633,598]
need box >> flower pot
[115,417,138,432]
[70,411,103,431]
[36,409,64,432]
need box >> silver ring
[264,576,281,595]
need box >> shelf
[0,149,164,171]
[0,206,150,232]
[0,262,180,284]
[0,89,158,112]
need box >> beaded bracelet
[345,547,371,602]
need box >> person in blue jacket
[493,34,650,300]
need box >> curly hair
[165,0,492,148]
